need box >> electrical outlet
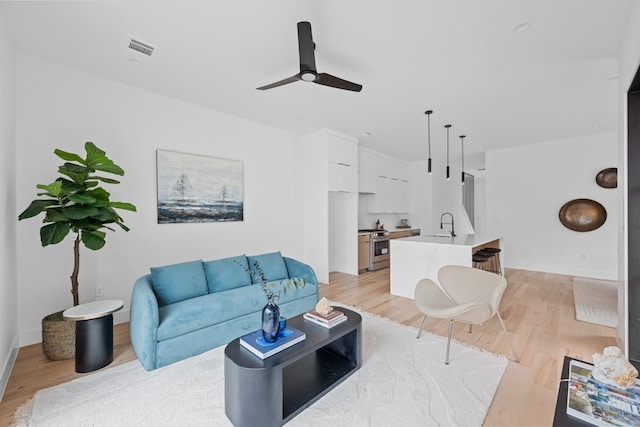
[580,253,587,260]
[95,286,104,297]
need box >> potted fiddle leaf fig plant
[18,141,137,360]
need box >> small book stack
[239,327,306,360]
[303,309,347,328]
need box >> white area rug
[573,277,618,328]
[14,305,507,427]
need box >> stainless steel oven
[368,230,390,271]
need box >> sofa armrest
[283,257,318,286]
[130,274,160,371]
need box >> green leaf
[63,205,100,219]
[58,168,87,184]
[87,187,110,200]
[35,181,63,197]
[110,201,137,212]
[40,222,70,246]
[280,277,306,296]
[114,221,130,232]
[18,199,59,220]
[84,142,108,164]
[81,229,106,250]
[68,193,97,204]
[92,176,121,184]
[95,207,120,222]
[73,218,99,231]
[43,208,69,223]
[59,178,85,193]
[92,163,124,176]
[59,162,90,174]
[54,148,85,164]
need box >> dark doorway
[628,66,640,364]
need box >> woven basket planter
[42,311,76,360]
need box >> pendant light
[444,124,452,180]
[425,110,433,175]
[460,135,466,185]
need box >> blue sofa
[130,251,319,371]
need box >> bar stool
[481,247,502,275]
[472,252,491,270]
[474,249,497,274]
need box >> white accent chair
[414,265,519,365]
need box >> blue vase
[262,302,280,343]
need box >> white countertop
[394,233,501,247]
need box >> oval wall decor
[595,167,617,188]
[559,199,607,232]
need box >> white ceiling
[0,1,633,169]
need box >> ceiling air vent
[128,38,155,57]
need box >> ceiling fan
[257,21,363,92]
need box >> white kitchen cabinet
[328,134,358,167]
[358,148,378,193]
[374,156,410,212]
[329,161,357,192]
[327,133,358,193]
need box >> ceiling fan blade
[297,21,316,73]
[314,73,363,92]
[256,74,300,90]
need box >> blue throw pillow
[150,260,208,306]
[203,255,252,293]
[247,252,289,284]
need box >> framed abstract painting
[156,150,244,224]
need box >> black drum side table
[63,299,123,373]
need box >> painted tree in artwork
[172,173,192,201]
[220,184,228,203]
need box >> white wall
[303,130,329,283]
[474,175,487,235]
[486,132,618,279]
[409,160,432,234]
[0,7,18,398]
[430,159,474,236]
[16,55,307,345]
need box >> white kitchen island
[390,234,503,299]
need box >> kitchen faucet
[440,212,456,237]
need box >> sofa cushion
[203,255,252,293]
[247,251,289,284]
[150,260,208,306]
[157,279,318,341]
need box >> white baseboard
[506,262,618,281]
[0,335,19,402]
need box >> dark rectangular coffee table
[224,307,362,427]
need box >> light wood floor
[0,268,617,426]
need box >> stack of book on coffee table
[240,327,306,360]
[303,309,347,329]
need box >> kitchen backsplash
[358,213,419,230]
